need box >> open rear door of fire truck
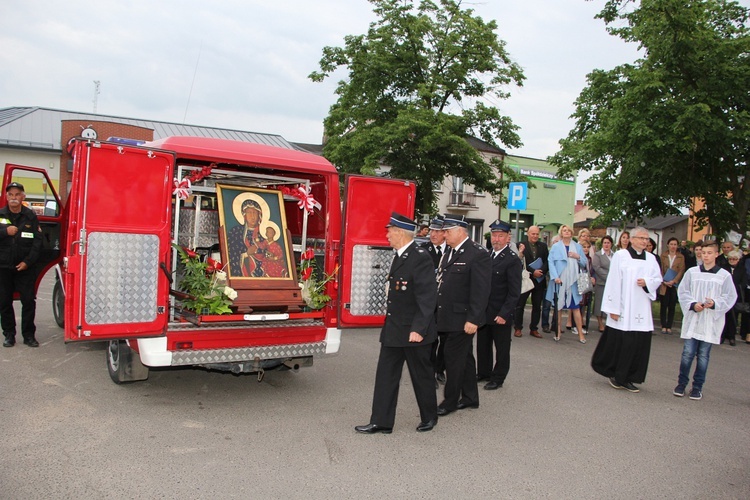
[339,174,416,328]
[64,141,175,341]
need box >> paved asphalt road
[1,274,748,499]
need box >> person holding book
[513,225,548,338]
[659,237,685,334]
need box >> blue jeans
[678,338,712,390]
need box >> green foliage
[173,244,235,315]
[310,0,525,214]
[551,0,750,242]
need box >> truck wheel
[52,279,64,328]
[107,340,149,384]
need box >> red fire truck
[2,136,415,383]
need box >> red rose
[303,248,315,260]
[301,267,313,280]
[206,257,222,272]
[185,247,198,258]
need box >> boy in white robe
[673,240,737,400]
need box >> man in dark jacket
[477,220,522,390]
[420,216,449,384]
[355,212,438,434]
[0,182,42,347]
[435,214,491,415]
[514,225,548,338]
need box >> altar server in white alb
[591,227,663,393]
[673,239,736,401]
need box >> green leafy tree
[309,0,525,214]
[551,0,750,241]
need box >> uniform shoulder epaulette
[415,246,426,253]
[473,242,485,250]
[508,249,517,257]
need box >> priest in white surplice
[592,227,663,392]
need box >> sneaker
[571,327,578,334]
[623,382,640,393]
[609,377,623,389]
[689,388,702,400]
[673,384,686,397]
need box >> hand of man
[6,226,18,236]
[15,262,28,272]
[532,269,543,278]
[636,278,646,287]
[609,313,620,321]
[494,316,506,325]
[464,322,478,335]
[694,302,704,312]
[408,332,423,343]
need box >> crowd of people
[356,216,744,433]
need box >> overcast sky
[3,1,745,197]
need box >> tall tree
[309,0,525,214]
[551,0,750,241]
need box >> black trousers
[439,330,479,410]
[430,332,447,375]
[370,343,437,427]
[477,322,512,384]
[721,310,737,342]
[659,287,678,329]
[0,267,37,340]
[514,284,545,331]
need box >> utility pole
[93,80,101,113]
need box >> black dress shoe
[457,401,479,410]
[484,381,502,390]
[435,373,446,384]
[354,423,392,434]
[436,406,455,416]
[476,374,490,382]
[3,338,15,348]
[729,339,736,346]
[23,338,39,348]
[416,419,437,432]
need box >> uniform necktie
[437,248,452,289]
[435,246,442,260]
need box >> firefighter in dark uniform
[477,220,522,390]
[355,212,438,434]
[435,214,491,415]
[1,182,42,347]
[421,216,449,384]
[420,216,447,270]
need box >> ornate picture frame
[216,184,295,284]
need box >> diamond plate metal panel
[176,208,219,248]
[171,341,327,365]
[85,232,159,324]
[349,245,391,316]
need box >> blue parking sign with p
[507,182,528,211]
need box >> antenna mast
[93,80,101,113]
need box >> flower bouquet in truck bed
[298,248,338,310]
[172,244,237,315]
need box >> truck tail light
[175,341,193,350]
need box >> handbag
[734,288,750,313]
[577,270,593,294]
[521,257,535,294]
